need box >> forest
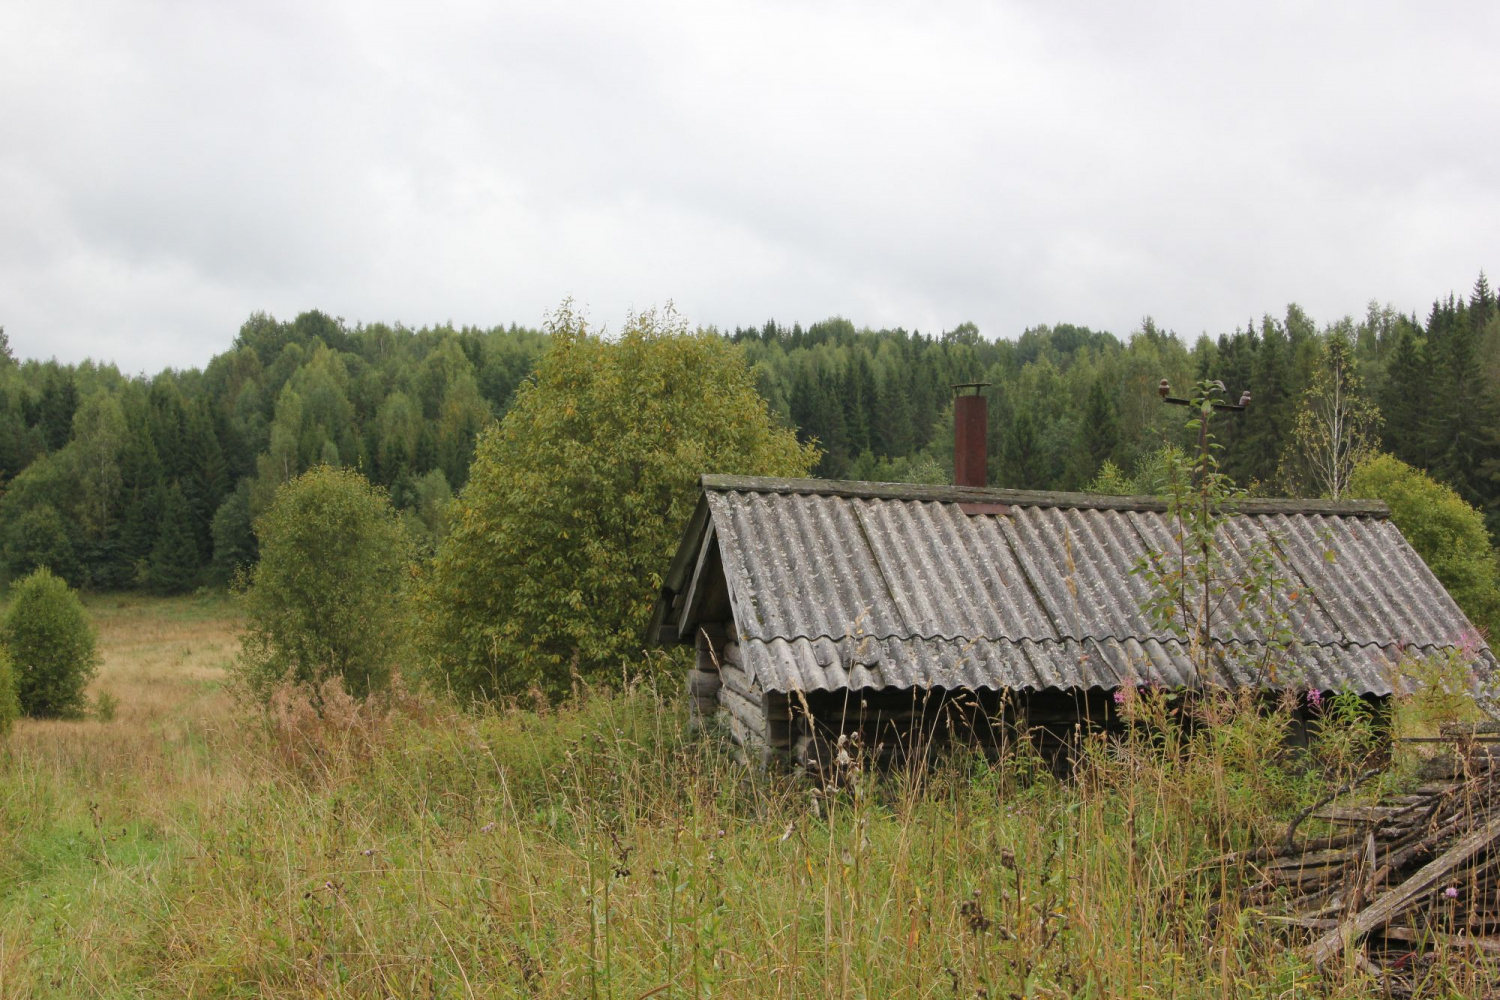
[0,272,1497,595]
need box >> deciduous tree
[419,304,818,700]
[239,466,411,701]
[1278,331,1381,499]
[1350,454,1500,639]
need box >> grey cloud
[1,0,1496,371]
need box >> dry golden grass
[1,596,1494,998]
[3,593,242,796]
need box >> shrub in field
[419,303,818,701]
[2,567,99,718]
[1351,453,1500,638]
[239,465,411,702]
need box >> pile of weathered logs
[1227,729,1500,986]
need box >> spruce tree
[183,399,230,561]
[148,380,189,482]
[1428,303,1496,506]
[1473,270,1495,327]
[874,369,915,458]
[1080,375,1119,475]
[1005,408,1041,488]
[1378,331,1432,469]
[115,413,164,587]
[210,482,257,585]
[149,483,199,595]
[38,371,78,452]
[842,352,877,458]
[1242,316,1291,485]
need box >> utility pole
[1158,378,1250,473]
[1157,378,1251,673]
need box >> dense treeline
[0,314,547,591]
[0,272,1496,592]
[734,272,1500,534]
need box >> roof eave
[645,493,713,647]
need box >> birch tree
[1278,329,1381,499]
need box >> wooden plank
[677,522,718,636]
[1263,848,1358,872]
[646,497,713,647]
[698,474,1391,519]
[1309,805,1406,825]
[1306,813,1500,967]
[1377,926,1500,954]
[722,641,742,667]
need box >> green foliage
[1133,381,1299,685]
[149,482,200,595]
[1308,690,1381,782]
[1085,460,1133,495]
[1,501,79,585]
[92,689,118,722]
[239,466,412,701]
[1389,647,1487,745]
[2,568,99,718]
[209,481,257,585]
[0,272,1496,595]
[400,467,453,557]
[1086,445,1186,496]
[421,304,819,701]
[1350,453,1500,637]
[0,645,18,737]
[1277,329,1381,498]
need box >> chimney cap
[952,381,992,395]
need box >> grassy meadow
[0,595,1495,998]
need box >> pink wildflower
[1445,886,1459,899]
[1113,688,1127,705]
[1307,688,1323,709]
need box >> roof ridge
[737,634,1494,656]
[700,474,1391,519]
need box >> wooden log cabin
[646,473,1497,770]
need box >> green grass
[0,596,1494,997]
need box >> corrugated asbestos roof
[649,476,1496,695]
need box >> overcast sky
[2,1,1496,373]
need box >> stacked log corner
[687,625,725,730]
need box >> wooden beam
[1306,812,1500,967]
[675,522,719,637]
[645,496,712,646]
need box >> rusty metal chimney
[952,382,991,488]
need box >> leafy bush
[419,304,818,701]
[239,466,412,702]
[1350,453,1500,637]
[2,568,99,718]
